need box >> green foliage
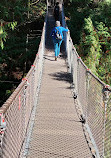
[0,0,46,49]
[6,90,11,97]
[0,23,41,106]
[0,82,18,105]
[64,0,111,85]
[0,21,17,49]
[0,0,46,106]
[80,17,101,74]
[97,52,111,85]
[8,22,18,30]
[92,1,111,26]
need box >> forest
[64,0,111,85]
[0,0,111,106]
[0,0,46,106]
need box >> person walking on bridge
[53,2,60,21]
[51,21,68,61]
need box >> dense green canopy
[0,0,46,106]
[64,0,111,85]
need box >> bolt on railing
[66,29,111,158]
[0,14,47,158]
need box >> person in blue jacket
[51,21,68,61]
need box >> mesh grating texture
[26,51,92,158]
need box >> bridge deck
[26,51,92,158]
[25,8,92,158]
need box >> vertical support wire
[102,86,109,158]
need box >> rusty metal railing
[66,30,111,158]
[0,15,47,158]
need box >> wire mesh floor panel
[26,51,92,158]
[25,7,92,158]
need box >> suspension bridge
[0,2,111,158]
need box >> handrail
[67,31,111,90]
[66,27,111,158]
[0,58,39,114]
[61,6,111,157]
[0,11,47,158]
[61,5,111,91]
[73,46,110,89]
[0,4,110,158]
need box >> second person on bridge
[51,21,68,61]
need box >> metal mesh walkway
[26,51,92,158]
[0,4,110,158]
[24,7,93,158]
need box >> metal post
[103,86,109,157]
[0,113,6,158]
[86,69,91,121]
[47,0,49,12]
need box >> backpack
[55,28,62,40]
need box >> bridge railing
[66,30,111,158]
[0,16,47,158]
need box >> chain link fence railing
[66,30,111,158]
[0,14,47,158]
[104,90,111,158]
[0,4,110,158]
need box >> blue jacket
[51,26,68,40]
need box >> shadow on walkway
[49,71,73,84]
